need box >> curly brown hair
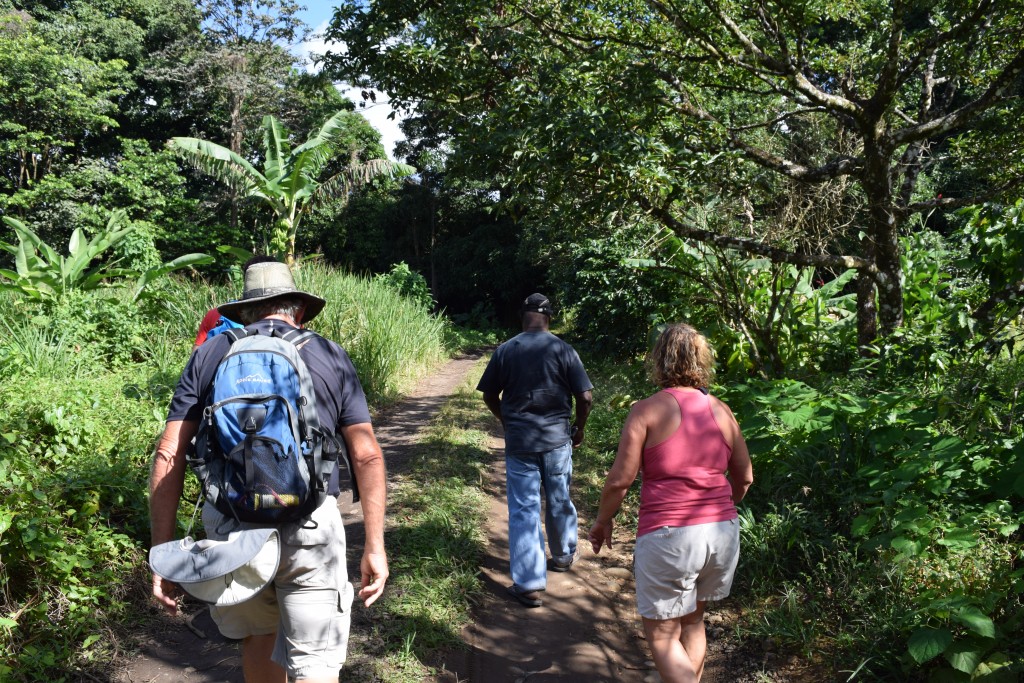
[646,324,715,389]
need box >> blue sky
[293,3,406,160]
[296,3,334,31]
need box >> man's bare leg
[242,633,286,683]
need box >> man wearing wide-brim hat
[149,259,389,683]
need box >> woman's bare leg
[642,616,698,683]
[679,601,707,680]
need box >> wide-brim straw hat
[217,261,326,323]
[149,528,281,607]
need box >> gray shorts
[633,519,739,620]
[202,498,353,680]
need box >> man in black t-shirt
[150,260,389,683]
[477,293,593,608]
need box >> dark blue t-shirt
[476,331,593,453]
[166,318,372,495]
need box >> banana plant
[0,211,212,301]
[169,111,415,264]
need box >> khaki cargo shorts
[633,518,739,620]
[202,497,354,680]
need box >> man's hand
[153,573,181,615]
[587,520,613,554]
[358,551,389,607]
[571,424,585,447]
[571,390,592,447]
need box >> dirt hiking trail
[117,352,783,683]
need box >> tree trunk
[859,142,905,344]
[856,266,878,351]
[873,219,904,337]
[228,51,247,235]
[429,190,437,299]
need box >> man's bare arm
[340,422,389,606]
[150,420,197,545]
[572,389,593,446]
[482,391,503,426]
[149,419,197,614]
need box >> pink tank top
[637,388,736,537]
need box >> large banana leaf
[0,212,199,301]
[292,109,355,159]
[262,115,290,185]
[310,159,415,209]
[61,212,135,289]
[168,137,269,200]
[287,110,368,187]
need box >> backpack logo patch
[236,373,273,385]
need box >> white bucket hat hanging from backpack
[149,527,281,607]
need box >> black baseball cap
[521,293,553,316]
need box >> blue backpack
[206,314,244,340]
[188,326,356,525]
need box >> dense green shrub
[552,222,682,358]
[43,290,155,365]
[719,373,1023,680]
[0,370,166,681]
[374,261,434,310]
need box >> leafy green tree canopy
[325,0,1024,346]
[0,11,129,191]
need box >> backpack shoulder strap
[264,325,334,496]
[274,326,318,347]
[223,327,253,344]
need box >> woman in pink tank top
[588,324,753,683]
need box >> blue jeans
[505,442,578,591]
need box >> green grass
[442,324,505,352]
[343,368,492,682]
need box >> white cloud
[296,21,407,161]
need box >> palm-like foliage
[0,211,213,301]
[169,111,415,263]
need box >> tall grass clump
[0,315,100,379]
[145,273,236,342]
[297,262,448,403]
